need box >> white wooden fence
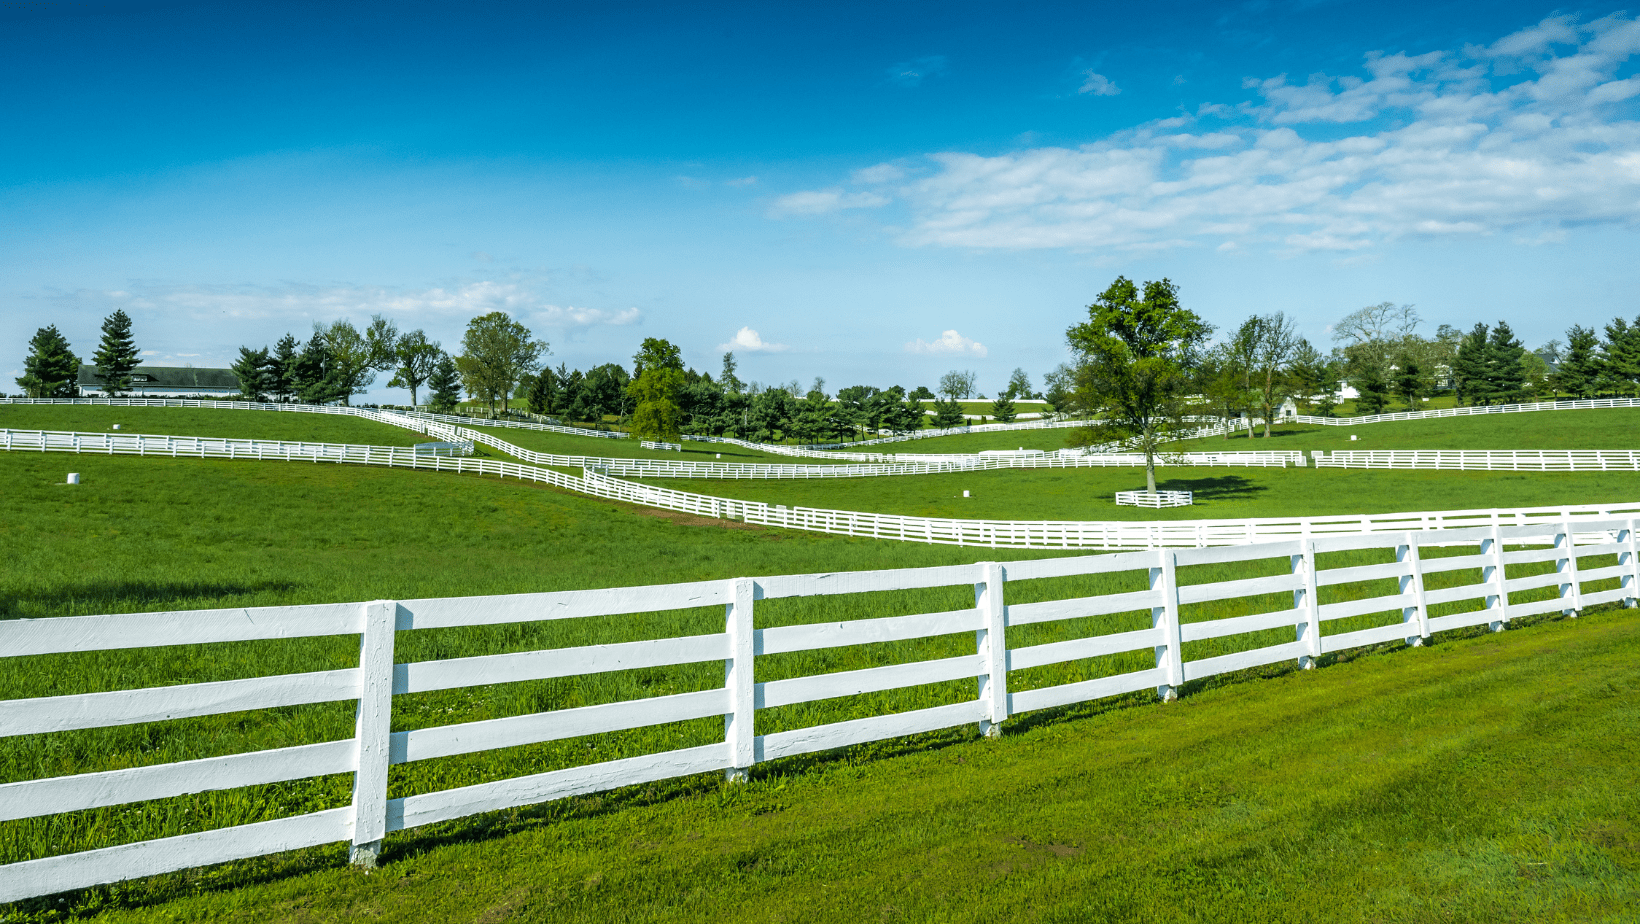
[7,426,1640,550]
[1314,450,1640,471]
[2,519,1636,902]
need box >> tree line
[1061,277,1640,493]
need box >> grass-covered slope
[632,465,1640,521]
[10,608,1637,923]
[0,405,433,447]
[1177,408,1640,452]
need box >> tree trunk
[1145,453,1157,493]
[1263,400,1273,437]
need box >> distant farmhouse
[78,365,238,397]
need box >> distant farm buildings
[77,365,238,397]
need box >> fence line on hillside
[2,520,1637,902]
[0,426,1305,482]
[6,426,1640,549]
[1314,450,1640,471]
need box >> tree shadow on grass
[1152,475,1267,503]
[0,579,303,620]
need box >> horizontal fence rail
[1315,449,1640,471]
[3,521,1637,901]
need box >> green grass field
[0,405,427,447]
[3,404,1638,922]
[466,425,846,464]
[8,608,1637,923]
[633,465,1640,521]
[1179,409,1640,452]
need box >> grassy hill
[3,404,1638,922]
[631,465,1640,522]
[7,607,1636,923]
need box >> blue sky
[3,0,1638,400]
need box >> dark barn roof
[78,365,240,390]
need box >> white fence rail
[1315,450,1640,471]
[7,426,1640,550]
[3,521,1637,901]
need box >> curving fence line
[6,424,1640,549]
[2,521,1637,902]
[1315,450,1640,471]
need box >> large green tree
[1247,312,1298,437]
[1452,324,1490,405]
[313,316,399,405]
[627,337,686,441]
[455,312,548,417]
[1067,276,1211,493]
[91,309,141,397]
[17,325,80,398]
[388,330,442,406]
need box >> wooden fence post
[1293,541,1321,668]
[1556,520,1582,617]
[1398,532,1430,645]
[1151,551,1184,701]
[724,577,755,782]
[1623,518,1639,609]
[1483,525,1509,632]
[975,562,1008,738]
[350,600,397,869]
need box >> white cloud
[768,187,891,217]
[778,14,1640,254]
[1079,71,1120,96]
[852,163,906,184]
[905,329,988,358]
[49,281,640,329]
[887,55,948,87]
[725,176,759,187]
[719,326,787,352]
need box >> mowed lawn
[1175,407,1640,452]
[8,608,1636,923]
[466,425,845,464]
[0,405,428,448]
[632,465,1640,522]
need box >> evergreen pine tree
[931,398,966,428]
[1392,356,1425,410]
[990,393,1017,422]
[1452,324,1490,405]
[1483,321,1527,404]
[1602,316,1640,396]
[230,346,275,401]
[1555,325,1601,398]
[17,325,81,398]
[271,334,300,402]
[91,309,140,397]
[427,353,462,413]
[1354,362,1391,414]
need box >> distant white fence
[1315,450,1640,472]
[1117,491,1193,508]
[2,520,1636,901]
[6,426,1640,549]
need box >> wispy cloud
[719,326,787,352]
[906,329,988,358]
[779,14,1640,254]
[852,163,906,184]
[44,281,641,329]
[887,55,948,87]
[1078,71,1120,96]
[768,188,891,217]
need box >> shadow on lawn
[0,579,303,620]
[1152,475,1267,503]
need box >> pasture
[2,401,1638,922]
